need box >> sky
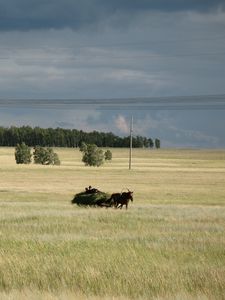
[0,0,225,147]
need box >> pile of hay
[72,191,110,206]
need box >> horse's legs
[126,200,129,209]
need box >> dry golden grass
[0,147,225,299]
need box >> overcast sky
[0,0,225,147]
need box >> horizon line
[0,94,225,110]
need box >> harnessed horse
[108,191,133,209]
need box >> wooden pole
[129,115,133,170]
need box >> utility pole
[129,115,133,170]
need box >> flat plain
[0,147,225,299]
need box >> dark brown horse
[108,191,133,209]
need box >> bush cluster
[15,143,60,165]
[79,142,112,167]
[33,146,60,165]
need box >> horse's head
[124,189,134,202]
[128,191,134,202]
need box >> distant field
[0,147,225,299]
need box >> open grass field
[0,147,225,299]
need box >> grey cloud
[0,0,224,31]
[0,8,224,99]
[131,111,225,148]
[0,1,225,148]
[0,0,99,31]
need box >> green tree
[15,143,32,164]
[81,144,105,167]
[105,149,112,161]
[155,138,161,149]
[148,138,154,148]
[0,127,4,145]
[33,146,60,165]
[79,142,87,153]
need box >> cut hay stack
[72,191,110,206]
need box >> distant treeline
[0,126,160,148]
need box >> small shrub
[80,143,105,167]
[33,146,60,165]
[79,142,87,153]
[15,142,32,164]
[155,139,161,149]
[105,150,112,161]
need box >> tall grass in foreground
[1,205,225,299]
[0,148,225,299]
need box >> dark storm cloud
[0,0,224,31]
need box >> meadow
[0,147,225,299]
